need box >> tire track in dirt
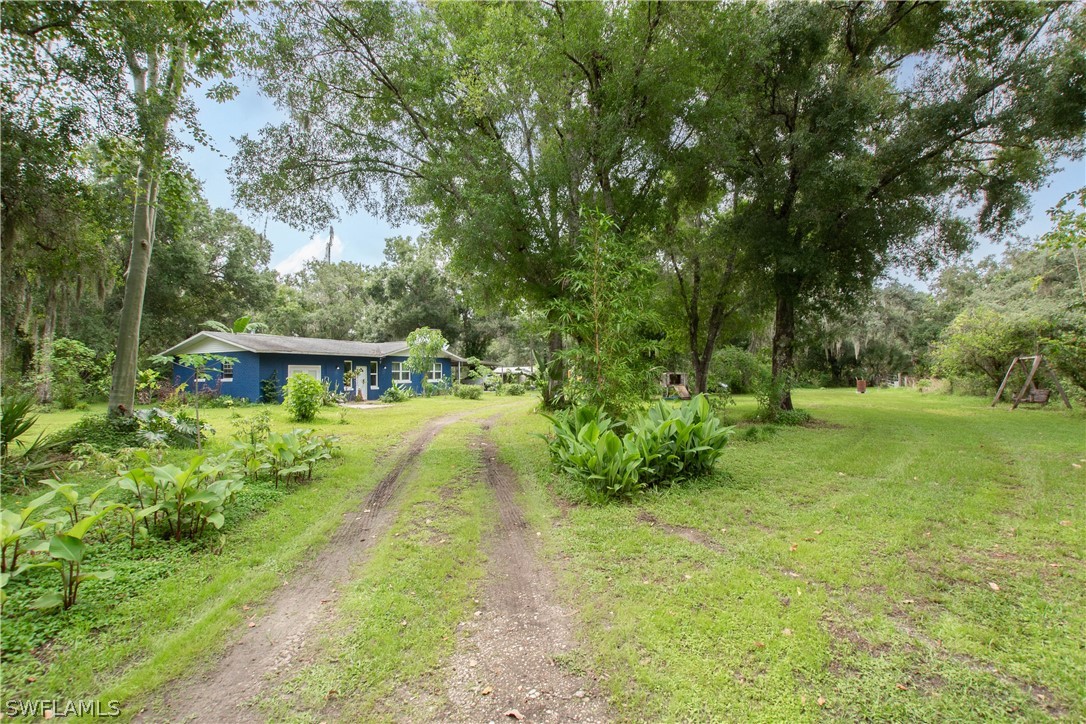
[438,418,609,723]
[144,411,474,723]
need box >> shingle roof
[161,332,469,361]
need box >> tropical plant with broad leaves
[545,396,733,500]
[20,509,120,611]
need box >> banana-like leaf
[48,534,85,563]
[28,591,64,610]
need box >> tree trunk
[692,355,710,395]
[540,326,568,410]
[771,290,796,411]
[35,285,58,403]
[108,166,158,416]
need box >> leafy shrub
[949,375,992,397]
[133,408,213,447]
[454,384,482,400]
[505,383,527,396]
[52,413,142,453]
[631,396,733,483]
[260,370,281,404]
[545,396,732,501]
[46,338,108,408]
[422,378,450,397]
[380,384,414,403]
[710,346,769,394]
[283,373,324,421]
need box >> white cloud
[274,232,345,275]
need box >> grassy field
[492,388,1085,721]
[2,389,1082,721]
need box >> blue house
[161,332,469,402]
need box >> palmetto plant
[0,392,37,458]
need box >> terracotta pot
[856,379,867,394]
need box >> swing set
[991,355,1072,410]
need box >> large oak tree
[691,1,1085,408]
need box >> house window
[221,359,234,381]
[370,362,379,388]
[391,361,411,384]
[428,362,443,382]
[343,360,353,386]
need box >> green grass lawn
[2,389,1082,721]
[492,388,1085,721]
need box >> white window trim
[390,361,411,384]
[370,361,379,388]
[221,359,234,381]
[427,362,443,382]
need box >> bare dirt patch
[436,431,610,723]
[142,412,472,723]
[636,511,726,553]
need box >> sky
[179,80,422,275]
[180,76,1083,282]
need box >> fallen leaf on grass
[988,582,1000,591]
[817,696,826,707]
[400,619,408,626]
[837,472,846,477]
[789,543,798,552]
[1072,463,1082,469]
[242,604,250,611]
[247,622,256,628]
[814,529,823,535]
[902,599,915,604]
[804,537,815,542]
[1059,520,1072,526]
[504,709,524,720]
[25,676,35,683]
[754,641,766,648]
[782,628,793,636]
[896,683,908,691]
[1049,563,1062,568]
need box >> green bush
[711,346,769,394]
[283,373,324,422]
[545,395,733,501]
[380,385,414,403]
[506,383,527,396]
[422,378,450,397]
[133,408,214,447]
[260,370,281,404]
[454,384,482,400]
[53,413,142,453]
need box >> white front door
[357,366,368,400]
[287,364,322,382]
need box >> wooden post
[1011,355,1043,410]
[1041,359,1074,410]
[992,357,1020,406]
